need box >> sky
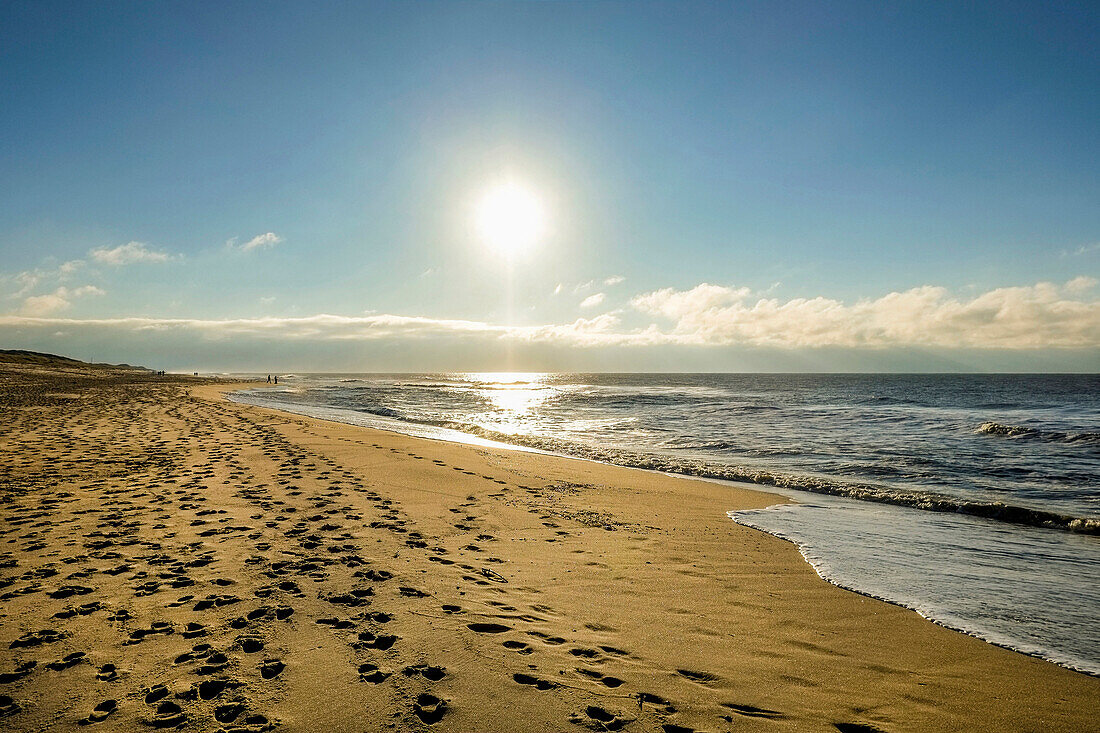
[1,0,1097,372]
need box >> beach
[1,362,1097,732]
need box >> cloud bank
[1,278,1096,352]
[631,279,1100,349]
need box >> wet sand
[0,363,1096,732]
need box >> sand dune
[0,362,1096,731]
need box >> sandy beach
[1,360,1096,732]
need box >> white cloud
[3,259,87,301]
[90,241,174,265]
[58,259,84,276]
[17,285,104,316]
[19,292,71,316]
[1064,276,1097,293]
[580,293,605,309]
[631,283,752,319]
[1,279,1096,351]
[238,232,283,252]
[11,271,41,298]
[630,279,1100,349]
[604,275,625,286]
[1063,242,1100,257]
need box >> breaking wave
[977,421,1100,445]
[373,412,1100,535]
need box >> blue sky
[1,1,1097,371]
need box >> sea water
[229,373,1099,674]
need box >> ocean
[228,373,1099,675]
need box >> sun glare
[475,182,545,258]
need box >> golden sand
[0,363,1096,731]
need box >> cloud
[0,313,503,341]
[89,241,174,265]
[1,279,1096,352]
[58,259,84,276]
[10,271,41,298]
[19,292,71,316]
[1063,242,1100,257]
[604,275,625,286]
[17,285,104,316]
[1064,276,1097,293]
[3,259,86,300]
[632,283,751,319]
[630,279,1100,349]
[237,232,283,252]
[580,293,605,309]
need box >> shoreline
[227,383,1098,536]
[204,385,1100,714]
[228,383,1100,677]
[0,371,1095,731]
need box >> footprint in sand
[235,635,264,653]
[143,685,169,704]
[356,631,398,650]
[676,668,720,685]
[77,699,117,725]
[358,663,391,683]
[146,700,186,728]
[214,703,245,723]
[722,701,784,719]
[9,629,67,648]
[260,659,285,679]
[45,652,86,671]
[576,668,625,688]
[0,661,37,683]
[94,663,118,681]
[195,652,230,675]
[570,705,633,731]
[197,678,239,700]
[513,673,557,690]
[402,664,446,681]
[413,693,448,724]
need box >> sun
[475,182,546,258]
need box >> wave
[977,422,1100,445]
[329,402,403,419]
[229,388,1099,536]
[405,417,1099,535]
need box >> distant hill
[0,349,150,371]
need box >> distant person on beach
[274,376,278,385]
[267,374,271,383]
